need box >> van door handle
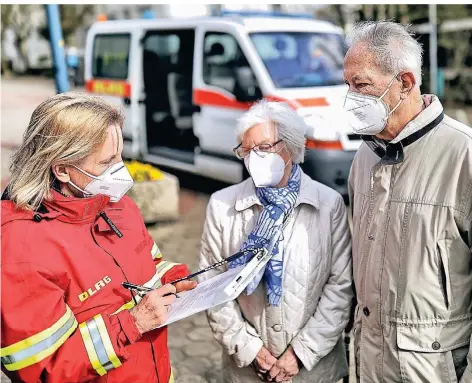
[123,97,131,105]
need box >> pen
[122,282,179,298]
[121,248,263,296]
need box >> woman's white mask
[343,74,402,135]
[244,151,289,188]
[68,161,134,202]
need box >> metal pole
[45,4,69,93]
[429,4,438,94]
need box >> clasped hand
[252,345,301,382]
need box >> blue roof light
[217,10,313,20]
[142,9,155,19]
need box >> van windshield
[250,32,346,88]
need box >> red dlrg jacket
[1,190,189,383]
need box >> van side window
[92,34,130,79]
[203,32,259,97]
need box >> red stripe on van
[193,89,252,110]
[266,95,329,108]
[86,79,131,98]
[265,95,301,109]
[193,89,329,110]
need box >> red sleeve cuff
[160,264,190,285]
[115,310,142,345]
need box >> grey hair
[347,20,423,87]
[236,100,307,164]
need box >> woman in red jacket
[1,93,196,383]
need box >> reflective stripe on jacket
[1,190,188,383]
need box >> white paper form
[157,265,245,328]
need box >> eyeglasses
[233,139,284,160]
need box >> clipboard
[128,212,293,328]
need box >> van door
[140,28,198,167]
[86,31,142,158]
[193,26,263,181]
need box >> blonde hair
[8,92,124,211]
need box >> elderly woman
[198,100,353,383]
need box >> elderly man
[344,21,472,382]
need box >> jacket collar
[362,94,444,164]
[42,190,113,223]
[390,94,443,144]
[235,170,319,212]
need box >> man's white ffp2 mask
[343,74,402,135]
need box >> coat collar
[362,95,444,164]
[43,190,113,223]
[390,94,444,144]
[234,170,319,212]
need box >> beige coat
[349,95,472,382]
[198,171,353,383]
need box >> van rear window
[92,34,130,79]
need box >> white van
[85,12,361,200]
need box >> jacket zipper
[91,212,161,383]
[100,211,123,238]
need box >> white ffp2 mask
[343,74,402,135]
[244,151,288,188]
[69,161,134,202]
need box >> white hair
[347,20,423,87]
[236,100,307,164]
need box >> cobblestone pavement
[147,192,225,382]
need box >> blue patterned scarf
[230,164,301,306]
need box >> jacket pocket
[396,321,472,383]
[451,344,469,381]
[438,240,455,310]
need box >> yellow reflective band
[112,299,135,315]
[93,315,122,369]
[3,318,77,371]
[151,242,162,260]
[169,369,174,383]
[155,261,179,280]
[1,306,74,357]
[79,322,107,376]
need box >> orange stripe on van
[193,89,252,110]
[86,79,131,98]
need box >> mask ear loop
[68,180,93,197]
[378,74,399,102]
[68,166,98,198]
[379,73,403,121]
[388,98,403,117]
[72,165,101,180]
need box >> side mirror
[233,66,262,102]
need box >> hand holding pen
[122,280,197,298]
[128,284,179,335]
